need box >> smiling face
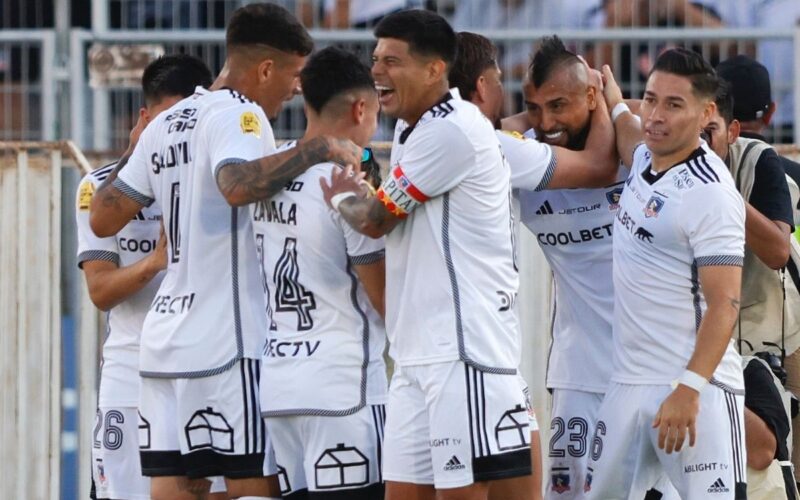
[641,70,714,160]
[524,62,596,150]
[372,38,442,123]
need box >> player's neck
[209,64,253,101]
[650,138,701,173]
[303,120,356,150]
[402,82,451,126]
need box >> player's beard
[567,123,591,151]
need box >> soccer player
[256,46,388,500]
[77,54,212,500]
[88,4,362,500]
[586,49,747,499]
[449,32,622,500]
[321,10,531,500]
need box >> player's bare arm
[744,201,792,269]
[653,264,742,454]
[83,226,167,311]
[216,135,361,207]
[602,65,643,167]
[321,165,403,239]
[353,259,386,319]
[90,183,147,238]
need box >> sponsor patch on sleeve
[77,181,95,211]
[499,130,527,141]
[376,166,429,218]
[240,111,261,138]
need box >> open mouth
[544,131,564,141]
[376,84,395,102]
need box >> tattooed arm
[320,165,403,238]
[216,135,362,206]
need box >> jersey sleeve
[499,130,555,191]
[749,148,794,228]
[376,119,474,218]
[75,173,119,268]
[680,184,746,267]
[115,138,155,207]
[340,216,385,265]
[206,102,276,177]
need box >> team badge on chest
[644,195,665,218]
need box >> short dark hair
[649,48,718,100]
[529,35,582,88]
[374,9,457,67]
[142,54,213,106]
[450,32,497,99]
[300,46,375,114]
[226,3,313,56]
[714,80,735,125]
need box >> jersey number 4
[273,237,316,330]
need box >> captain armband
[376,166,429,219]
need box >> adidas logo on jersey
[535,201,554,215]
[707,478,729,493]
[443,455,466,471]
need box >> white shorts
[92,407,149,500]
[546,389,604,500]
[585,382,746,500]
[138,358,277,479]
[383,361,531,489]
[265,404,385,498]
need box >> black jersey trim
[442,193,516,375]
[399,91,454,144]
[231,207,244,359]
[349,249,385,265]
[695,254,744,267]
[112,178,154,207]
[91,162,117,181]
[213,157,247,177]
[534,147,557,192]
[690,261,702,332]
[78,250,120,268]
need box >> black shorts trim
[308,482,384,500]
[140,449,265,479]
[141,450,186,476]
[472,447,532,482]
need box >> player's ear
[427,59,447,85]
[139,107,150,124]
[474,75,487,104]
[352,97,366,125]
[586,85,598,111]
[728,119,741,144]
[257,57,275,84]
[701,100,716,128]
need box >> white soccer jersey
[497,130,555,192]
[377,89,520,372]
[612,142,745,390]
[517,167,628,394]
[76,163,164,406]
[256,141,387,416]
[116,86,274,377]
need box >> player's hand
[601,65,624,111]
[323,136,363,170]
[578,55,603,92]
[149,225,168,273]
[653,385,700,454]
[320,164,368,210]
